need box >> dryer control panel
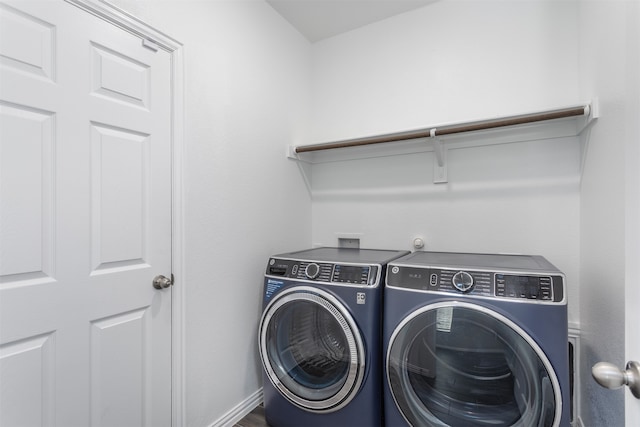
[266,258,380,287]
[387,266,564,303]
[495,274,554,300]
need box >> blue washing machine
[259,247,410,427]
[383,252,570,427]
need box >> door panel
[0,102,54,283]
[0,3,54,81]
[90,308,150,427]
[0,2,172,426]
[0,333,55,427]
[90,123,148,272]
[90,41,150,109]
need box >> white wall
[625,5,640,425]
[309,0,582,325]
[107,1,312,425]
[578,1,639,426]
[310,0,580,143]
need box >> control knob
[305,263,321,279]
[452,271,474,293]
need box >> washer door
[387,302,561,427]
[259,286,366,412]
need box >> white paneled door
[0,1,172,426]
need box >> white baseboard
[211,388,263,427]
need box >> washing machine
[259,247,410,427]
[383,251,570,427]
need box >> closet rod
[295,105,589,154]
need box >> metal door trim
[386,300,563,427]
[259,285,366,412]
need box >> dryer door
[259,286,365,412]
[387,302,562,427]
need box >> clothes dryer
[383,252,570,427]
[259,247,409,427]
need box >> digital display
[505,275,539,288]
[334,265,369,284]
[496,274,553,300]
[388,267,429,290]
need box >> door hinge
[142,38,159,52]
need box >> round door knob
[592,361,640,399]
[153,275,173,290]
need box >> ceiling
[266,0,437,43]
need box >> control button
[305,263,320,279]
[291,264,299,276]
[430,274,438,287]
[452,271,474,293]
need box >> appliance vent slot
[318,264,333,282]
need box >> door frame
[64,1,185,425]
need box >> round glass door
[387,302,561,427]
[259,286,365,412]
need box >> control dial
[305,263,321,279]
[452,271,474,293]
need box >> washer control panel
[387,266,564,303]
[267,258,379,286]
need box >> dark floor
[234,404,269,427]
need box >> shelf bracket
[431,129,447,184]
[287,145,300,160]
[578,98,600,177]
[286,145,313,196]
[577,98,599,135]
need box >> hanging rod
[294,105,590,154]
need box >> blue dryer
[259,247,409,427]
[383,252,570,427]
